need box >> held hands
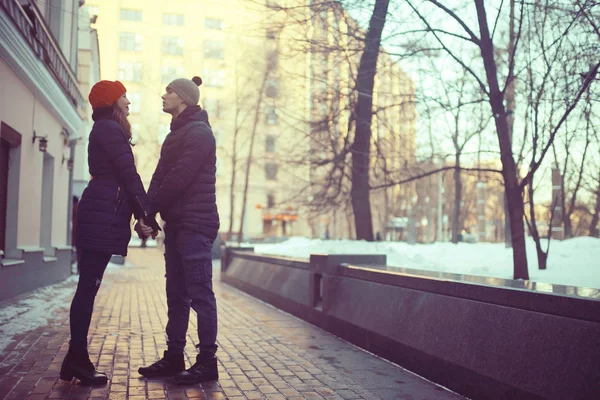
[135,218,159,239]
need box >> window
[267,50,279,70]
[161,66,184,84]
[267,194,275,209]
[120,9,142,22]
[318,78,328,91]
[128,93,141,113]
[163,13,184,26]
[117,62,142,82]
[158,124,170,145]
[265,78,280,98]
[205,18,224,30]
[162,36,184,56]
[204,98,221,118]
[204,40,224,60]
[203,69,225,87]
[265,163,278,181]
[266,28,277,40]
[265,106,279,125]
[119,32,142,52]
[265,135,276,152]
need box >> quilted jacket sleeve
[149,124,215,214]
[94,121,150,219]
[147,161,163,203]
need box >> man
[138,76,220,384]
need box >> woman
[60,80,158,385]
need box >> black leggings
[69,249,112,349]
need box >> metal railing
[0,0,85,113]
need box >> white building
[0,0,94,301]
[73,4,100,199]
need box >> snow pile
[0,263,122,355]
[252,236,600,288]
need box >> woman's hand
[135,218,155,239]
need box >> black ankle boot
[59,346,108,385]
[174,354,218,385]
[138,350,185,377]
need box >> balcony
[1,0,85,113]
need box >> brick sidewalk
[0,248,463,400]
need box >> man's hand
[135,218,155,239]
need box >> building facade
[84,0,313,241]
[73,3,100,199]
[0,0,93,301]
[84,0,415,242]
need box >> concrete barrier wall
[221,247,600,400]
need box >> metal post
[551,163,564,240]
[477,181,486,242]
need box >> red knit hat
[88,80,127,109]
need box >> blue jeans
[164,226,218,357]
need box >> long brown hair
[111,102,133,145]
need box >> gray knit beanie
[167,76,202,106]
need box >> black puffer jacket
[148,106,220,240]
[76,110,152,256]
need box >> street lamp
[32,131,48,152]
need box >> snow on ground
[253,236,600,289]
[0,263,121,356]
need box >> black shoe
[138,350,185,377]
[174,355,219,385]
[59,346,108,385]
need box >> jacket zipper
[114,186,121,212]
[135,195,149,218]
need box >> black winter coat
[76,111,151,256]
[148,106,220,240]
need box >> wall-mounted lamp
[32,131,48,152]
[62,155,73,170]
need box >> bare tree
[423,67,490,243]
[350,0,391,241]
[257,0,416,241]
[225,59,255,241]
[401,0,599,279]
[236,61,275,243]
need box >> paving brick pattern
[0,248,464,400]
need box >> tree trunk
[527,182,547,270]
[504,0,516,249]
[227,137,239,241]
[565,96,592,239]
[475,0,529,279]
[451,155,461,243]
[228,74,242,241]
[350,0,390,242]
[564,209,572,238]
[237,73,269,243]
